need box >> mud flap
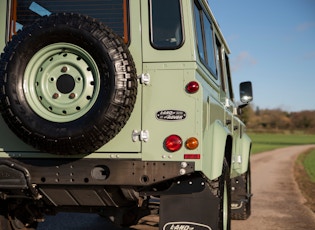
[230,169,251,220]
[159,177,220,230]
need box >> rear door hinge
[138,73,150,85]
[132,130,149,142]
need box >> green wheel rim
[24,43,100,122]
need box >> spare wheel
[0,13,138,155]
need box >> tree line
[240,106,315,134]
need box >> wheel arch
[239,133,252,174]
[202,120,232,180]
[224,134,233,168]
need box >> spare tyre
[0,13,138,155]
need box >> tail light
[186,81,199,94]
[164,135,182,152]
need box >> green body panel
[0,0,251,181]
[202,120,230,180]
[233,132,251,176]
[0,0,7,51]
[141,62,202,163]
[230,116,252,177]
[240,133,251,173]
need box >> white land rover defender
[0,0,253,230]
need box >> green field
[249,133,315,154]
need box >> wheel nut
[69,93,76,99]
[61,66,68,73]
[52,93,59,99]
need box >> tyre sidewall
[220,159,231,230]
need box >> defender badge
[156,110,186,121]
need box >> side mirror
[240,81,253,104]
[237,81,253,115]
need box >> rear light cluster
[164,135,182,152]
[185,137,199,150]
[185,81,199,94]
[163,81,201,158]
[164,135,200,159]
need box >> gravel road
[232,145,315,230]
[38,145,315,230]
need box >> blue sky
[208,0,315,112]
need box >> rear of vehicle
[0,1,252,230]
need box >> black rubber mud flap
[160,161,231,230]
[160,189,219,230]
[159,177,220,230]
[231,163,252,220]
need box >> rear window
[12,0,128,41]
[150,0,183,50]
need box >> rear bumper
[0,158,195,206]
[0,158,195,186]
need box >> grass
[248,133,315,154]
[295,149,315,212]
[303,149,315,182]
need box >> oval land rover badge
[163,222,211,230]
[156,110,186,121]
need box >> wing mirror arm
[237,103,249,115]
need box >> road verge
[294,148,315,213]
